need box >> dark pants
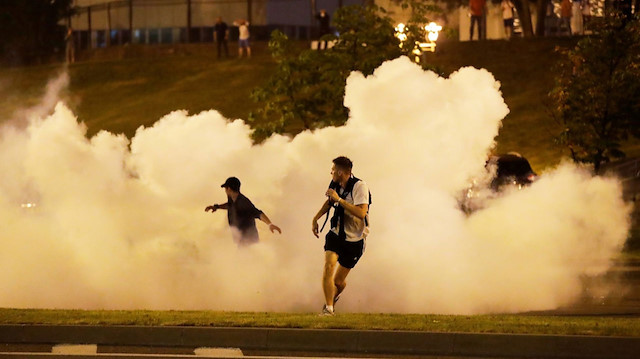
[318,30,330,50]
[216,39,229,58]
[470,15,483,40]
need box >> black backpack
[320,175,371,240]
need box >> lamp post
[395,22,442,63]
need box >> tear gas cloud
[0,57,631,313]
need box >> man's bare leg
[323,251,338,308]
[334,265,351,301]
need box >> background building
[69,0,363,49]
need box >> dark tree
[549,13,640,173]
[249,3,413,142]
[0,0,73,66]
[534,0,549,37]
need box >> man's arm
[259,212,281,234]
[205,203,228,212]
[334,195,368,220]
[325,190,368,220]
[312,199,331,238]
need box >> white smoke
[0,57,631,313]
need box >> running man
[206,177,281,246]
[312,156,370,316]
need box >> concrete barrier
[0,325,638,358]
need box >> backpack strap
[319,180,339,233]
[327,176,360,240]
[319,176,368,237]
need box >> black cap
[221,177,241,192]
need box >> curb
[1,324,639,358]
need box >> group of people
[469,0,594,40]
[213,17,251,59]
[214,8,332,56]
[554,0,592,36]
[469,0,518,40]
[205,156,371,316]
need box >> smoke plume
[0,57,631,313]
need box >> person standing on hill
[501,0,515,39]
[469,0,486,40]
[233,19,251,58]
[314,9,331,50]
[214,17,229,58]
[560,0,573,35]
[65,27,75,64]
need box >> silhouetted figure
[315,9,331,50]
[545,1,558,36]
[560,0,572,36]
[65,27,75,64]
[214,17,229,58]
[205,177,281,246]
[501,0,515,39]
[469,0,486,40]
[233,20,251,58]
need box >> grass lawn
[0,308,639,337]
[0,43,276,138]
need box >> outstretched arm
[259,213,281,234]
[205,203,228,212]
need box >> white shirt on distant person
[237,22,250,40]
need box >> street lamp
[395,22,442,63]
[394,23,408,46]
[420,22,442,53]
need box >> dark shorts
[324,231,365,269]
[504,18,514,27]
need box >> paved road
[1,325,639,359]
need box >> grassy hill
[0,43,275,138]
[1,39,638,173]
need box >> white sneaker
[320,304,334,316]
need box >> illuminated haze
[0,57,631,313]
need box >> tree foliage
[249,2,433,142]
[0,0,73,66]
[549,13,640,173]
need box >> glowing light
[425,22,442,34]
[21,203,36,209]
[422,22,442,53]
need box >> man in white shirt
[312,156,370,316]
[234,19,251,58]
